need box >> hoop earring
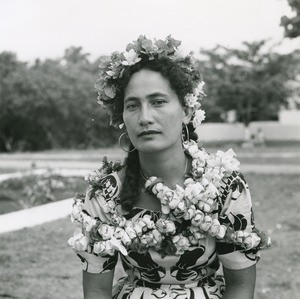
[118,133,136,153]
[182,123,190,144]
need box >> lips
[137,130,160,137]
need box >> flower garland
[94,35,206,129]
[69,141,271,258]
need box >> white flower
[136,219,148,232]
[184,93,199,108]
[71,203,83,222]
[200,215,213,232]
[192,109,206,127]
[232,231,244,244]
[153,182,164,193]
[173,201,187,217]
[200,177,210,187]
[68,228,89,252]
[202,182,219,199]
[243,233,261,250]
[109,238,128,256]
[193,149,209,161]
[169,196,181,210]
[98,223,114,240]
[192,158,206,173]
[183,205,196,220]
[175,185,185,198]
[216,225,227,239]
[152,229,163,243]
[114,227,125,239]
[124,225,137,239]
[82,214,97,232]
[197,201,211,213]
[184,177,195,186]
[133,223,143,236]
[142,215,155,229]
[156,219,176,235]
[102,240,116,256]
[121,232,132,246]
[189,235,199,245]
[194,81,206,96]
[203,168,223,185]
[161,204,171,214]
[216,149,240,173]
[191,210,204,226]
[208,219,221,236]
[173,234,190,255]
[145,176,158,189]
[185,140,199,156]
[93,241,106,254]
[185,182,204,202]
[122,49,142,66]
[111,214,126,227]
[140,232,154,245]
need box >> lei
[68,142,271,258]
[95,35,206,129]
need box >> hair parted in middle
[95,35,206,130]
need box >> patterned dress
[71,169,259,298]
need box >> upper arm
[83,270,114,299]
[217,172,260,269]
[223,264,256,298]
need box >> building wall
[279,110,300,125]
[196,121,300,142]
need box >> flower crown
[95,35,206,128]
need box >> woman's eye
[125,103,138,111]
[152,99,166,106]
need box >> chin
[137,145,163,154]
[136,141,175,154]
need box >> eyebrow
[124,92,168,103]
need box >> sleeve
[68,172,122,274]
[216,172,260,270]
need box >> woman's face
[123,69,190,154]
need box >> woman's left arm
[223,264,256,299]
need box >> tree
[63,46,90,66]
[196,40,295,126]
[281,0,300,38]
[0,50,119,152]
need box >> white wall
[279,110,300,125]
[196,121,300,142]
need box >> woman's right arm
[83,269,114,299]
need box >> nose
[138,104,154,126]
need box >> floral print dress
[70,169,259,299]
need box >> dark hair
[118,56,200,211]
[110,55,201,125]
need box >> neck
[139,144,188,188]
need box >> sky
[1,0,299,62]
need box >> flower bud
[98,223,114,240]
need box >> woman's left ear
[182,106,194,124]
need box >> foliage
[0,40,298,151]
[196,40,297,125]
[281,0,300,38]
[0,49,119,152]
[0,170,86,214]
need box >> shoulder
[84,158,125,202]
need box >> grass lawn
[0,173,299,298]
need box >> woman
[68,35,271,298]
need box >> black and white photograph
[0,0,299,298]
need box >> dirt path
[1,159,300,174]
